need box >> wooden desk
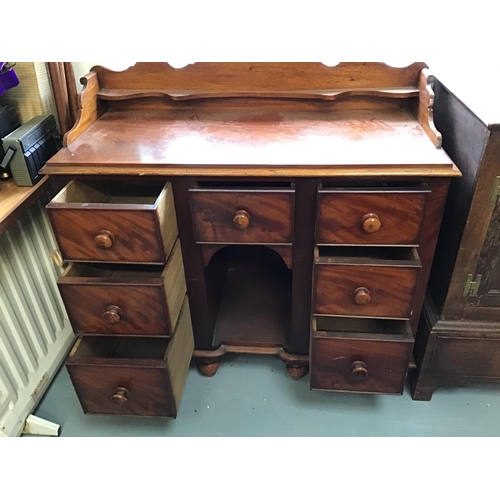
[40,63,459,417]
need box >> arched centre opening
[206,245,292,349]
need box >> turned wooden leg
[198,360,220,377]
[285,362,309,381]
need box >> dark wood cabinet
[41,63,459,416]
[411,75,500,400]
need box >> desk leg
[193,346,309,380]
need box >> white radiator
[0,193,73,437]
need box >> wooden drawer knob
[362,213,381,233]
[354,287,371,305]
[351,361,368,380]
[233,210,250,229]
[103,305,123,324]
[94,230,114,249]
[111,387,129,405]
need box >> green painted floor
[34,354,500,437]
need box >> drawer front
[311,335,413,394]
[190,190,294,243]
[316,190,429,245]
[49,208,165,263]
[58,241,186,336]
[60,283,172,336]
[47,181,177,263]
[430,337,500,378]
[66,298,194,417]
[314,264,420,319]
[67,364,175,416]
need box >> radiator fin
[0,193,73,437]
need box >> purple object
[0,63,20,96]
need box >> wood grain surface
[444,131,500,318]
[409,178,451,333]
[64,72,106,146]
[412,68,442,147]
[190,189,294,243]
[289,178,317,354]
[47,181,177,263]
[60,279,172,336]
[41,163,461,178]
[96,86,420,102]
[316,188,430,245]
[411,301,500,400]
[44,108,453,172]
[49,207,164,262]
[92,62,427,92]
[314,263,420,319]
[165,298,194,409]
[0,176,50,234]
[58,240,185,336]
[66,299,193,417]
[67,362,175,416]
[44,62,460,400]
[310,335,413,394]
[429,337,500,378]
[66,336,175,417]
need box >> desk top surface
[44,107,456,177]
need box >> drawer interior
[52,180,164,206]
[191,180,294,190]
[70,336,170,361]
[319,180,429,191]
[315,246,420,265]
[66,298,193,417]
[62,262,164,280]
[313,316,413,341]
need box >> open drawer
[310,316,414,394]
[58,239,186,337]
[66,297,194,417]
[313,247,421,319]
[47,180,178,264]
